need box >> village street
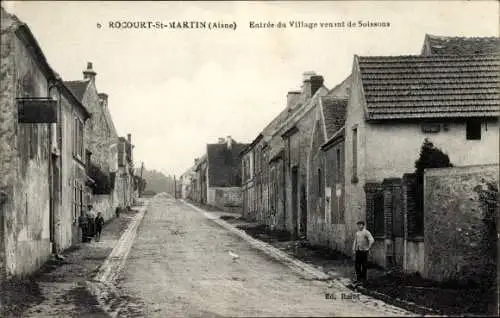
[111,195,413,317]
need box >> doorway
[49,153,59,253]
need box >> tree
[415,138,453,175]
[413,138,453,233]
[88,163,115,194]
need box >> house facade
[65,63,133,221]
[306,77,350,250]
[343,52,499,270]
[242,72,337,237]
[191,137,247,212]
[59,75,92,252]
[0,8,93,279]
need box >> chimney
[218,137,225,144]
[98,93,108,108]
[286,91,301,109]
[194,157,199,165]
[83,62,97,82]
[302,71,324,99]
[127,133,131,144]
[226,136,233,149]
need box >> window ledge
[374,235,385,240]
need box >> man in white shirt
[352,220,375,283]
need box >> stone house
[180,160,197,200]
[58,70,93,252]
[192,137,248,212]
[306,77,350,251]
[64,63,131,221]
[342,50,499,270]
[0,8,92,279]
[116,134,136,209]
[192,154,207,203]
[241,72,340,237]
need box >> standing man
[352,220,375,284]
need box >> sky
[4,1,499,176]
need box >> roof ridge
[64,79,90,83]
[359,54,500,59]
[427,34,500,40]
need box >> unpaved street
[115,195,410,317]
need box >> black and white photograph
[0,1,499,317]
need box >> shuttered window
[374,191,385,236]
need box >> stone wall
[0,20,18,282]
[1,28,53,278]
[282,91,327,236]
[423,164,498,283]
[209,187,243,213]
[307,118,324,231]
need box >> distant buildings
[187,137,248,212]
[0,7,137,280]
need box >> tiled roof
[422,34,500,56]
[64,80,89,101]
[357,55,500,120]
[322,126,345,150]
[240,134,263,157]
[321,97,347,138]
[207,142,248,187]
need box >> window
[73,180,79,222]
[73,117,84,158]
[352,127,358,182]
[466,120,481,140]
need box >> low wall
[307,216,347,253]
[424,164,498,283]
[208,187,243,213]
[91,195,114,222]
